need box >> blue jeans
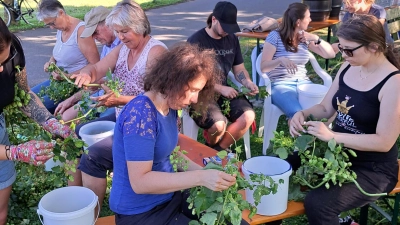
[271,79,313,118]
[31,80,59,114]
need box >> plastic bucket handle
[37,200,100,225]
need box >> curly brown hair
[144,42,218,117]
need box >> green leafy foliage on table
[185,148,282,225]
[271,116,387,199]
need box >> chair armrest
[308,51,332,88]
[227,71,243,88]
[256,53,272,94]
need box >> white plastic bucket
[242,156,292,216]
[44,157,63,172]
[37,186,99,225]
[297,83,329,110]
[79,121,115,148]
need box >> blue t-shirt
[265,30,310,82]
[109,95,179,215]
[342,4,393,44]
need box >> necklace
[359,66,379,80]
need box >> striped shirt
[265,30,310,82]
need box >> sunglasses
[338,43,363,57]
[0,45,17,67]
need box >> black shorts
[190,95,254,130]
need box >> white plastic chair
[256,52,333,155]
[182,72,252,159]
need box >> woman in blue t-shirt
[109,43,245,225]
[260,2,335,119]
[290,14,400,225]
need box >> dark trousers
[115,190,250,225]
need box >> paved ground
[15,0,296,87]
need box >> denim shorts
[0,113,16,190]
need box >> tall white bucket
[297,84,329,110]
[242,156,292,216]
[37,186,99,225]
[79,121,115,148]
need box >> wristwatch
[315,37,322,45]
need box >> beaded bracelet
[4,145,10,160]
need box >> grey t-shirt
[342,4,393,43]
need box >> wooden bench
[95,135,400,225]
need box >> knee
[210,121,226,133]
[237,110,255,127]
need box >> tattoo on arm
[237,71,246,83]
[15,68,29,93]
[21,93,53,124]
[15,68,53,124]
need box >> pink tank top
[114,37,167,117]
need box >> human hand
[242,80,259,96]
[298,31,319,44]
[289,111,307,137]
[304,121,335,142]
[278,57,297,74]
[70,72,92,88]
[44,61,53,72]
[90,84,119,107]
[9,140,55,166]
[201,169,236,191]
[42,118,77,139]
[219,86,238,99]
[54,96,77,116]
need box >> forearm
[333,133,394,152]
[312,41,336,59]
[261,58,281,73]
[21,92,53,125]
[301,104,335,121]
[131,170,204,194]
[214,84,225,94]
[115,95,135,106]
[234,70,252,85]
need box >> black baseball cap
[212,1,240,34]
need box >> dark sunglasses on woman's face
[338,43,363,57]
[0,45,17,67]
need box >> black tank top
[0,35,25,113]
[331,64,400,162]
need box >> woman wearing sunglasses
[260,2,335,120]
[0,18,75,224]
[290,14,400,225]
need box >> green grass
[8,0,187,32]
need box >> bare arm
[77,26,100,65]
[260,42,280,73]
[307,36,336,59]
[15,68,53,124]
[232,63,259,95]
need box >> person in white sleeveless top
[261,3,335,120]
[70,0,167,214]
[31,0,99,114]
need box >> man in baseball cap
[187,1,258,153]
[80,6,121,59]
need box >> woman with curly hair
[108,42,245,225]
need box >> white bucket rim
[242,156,292,176]
[79,121,115,139]
[38,186,98,220]
[297,84,329,96]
